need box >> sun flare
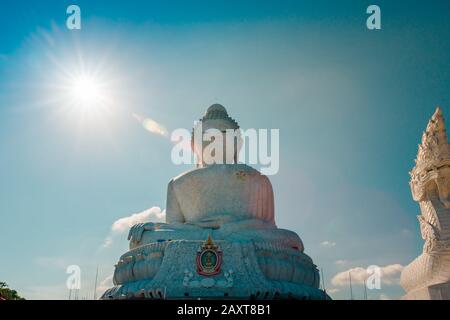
[69,74,104,108]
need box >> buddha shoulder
[169,164,271,187]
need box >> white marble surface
[401,108,450,300]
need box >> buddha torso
[166,164,275,228]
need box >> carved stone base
[101,239,329,300]
[402,282,450,300]
[401,251,450,297]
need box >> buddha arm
[165,180,185,224]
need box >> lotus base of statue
[102,233,328,300]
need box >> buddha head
[191,104,242,167]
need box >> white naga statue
[401,107,450,299]
[102,104,327,300]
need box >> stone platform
[403,282,450,300]
[101,239,328,300]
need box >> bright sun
[34,37,122,133]
[70,75,104,107]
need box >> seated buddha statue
[128,104,302,250]
[103,104,327,300]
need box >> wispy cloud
[132,113,168,137]
[321,240,336,248]
[111,207,165,233]
[102,206,166,247]
[102,237,113,248]
[331,264,404,287]
[379,293,401,300]
[96,274,114,298]
[335,259,348,266]
[327,288,340,294]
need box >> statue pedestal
[401,251,450,300]
[402,282,450,300]
[102,239,328,300]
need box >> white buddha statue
[166,108,275,228]
[103,104,326,300]
[128,104,300,249]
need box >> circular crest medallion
[197,236,222,276]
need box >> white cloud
[102,207,166,247]
[331,264,404,287]
[111,206,165,233]
[335,259,348,266]
[102,236,113,248]
[95,274,114,299]
[379,293,401,300]
[327,288,340,294]
[321,241,336,248]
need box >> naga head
[410,107,450,208]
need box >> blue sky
[0,0,449,299]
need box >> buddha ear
[191,137,202,167]
[236,132,243,162]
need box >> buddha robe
[165,164,275,229]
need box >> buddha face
[191,104,242,166]
[192,128,242,166]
